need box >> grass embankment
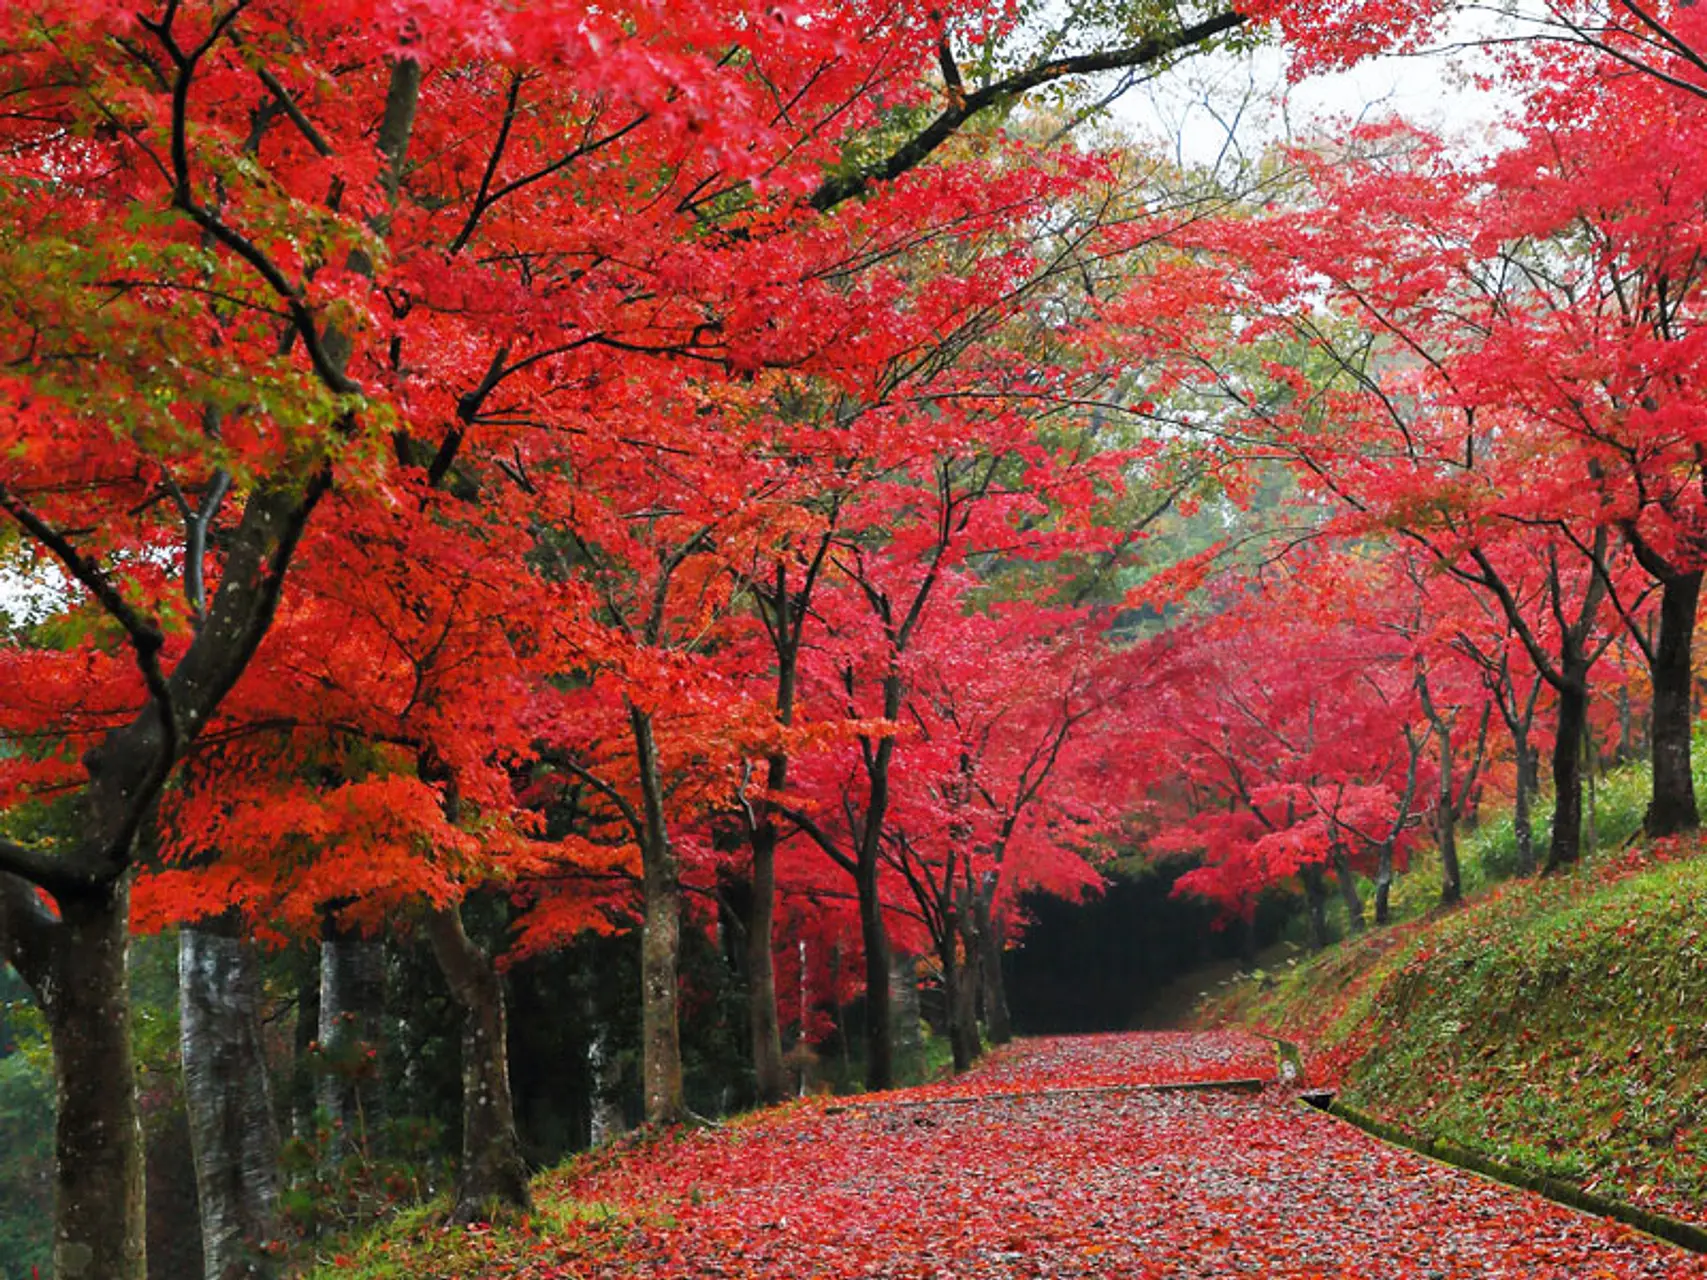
[1205,818,1707,1227]
[298,1176,638,1280]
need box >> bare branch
[809,12,1243,210]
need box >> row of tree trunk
[175,901,529,1279]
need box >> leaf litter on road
[506,1033,1707,1278]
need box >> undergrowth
[299,1192,632,1280]
[1204,744,1707,1226]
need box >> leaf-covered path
[516,1033,1707,1278]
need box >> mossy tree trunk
[424,904,531,1221]
[48,886,147,1280]
[179,920,281,1280]
[631,703,688,1126]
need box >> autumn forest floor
[1204,834,1707,1235]
[318,1032,1706,1279]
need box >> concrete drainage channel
[1253,1030,1707,1257]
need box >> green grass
[1339,857,1707,1200]
[1204,746,1707,1225]
[298,1193,632,1280]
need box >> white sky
[1115,12,1517,171]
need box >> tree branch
[543,753,644,840]
[0,481,176,753]
[809,11,1244,210]
[0,872,60,1003]
[777,803,856,875]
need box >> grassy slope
[297,1192,637,1280]
[1202,758,1707,1226]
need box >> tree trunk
[639,852,685,1125]
[631,705,687,1125]
[975,884,1012,1045]
[1584,717,1599,853]
[1434,722,1462,908]
[747,552,825,1107]
[854,674,899,1091]
[938,937,971,1073]
[1331,847,1365,932]
[179,923,281,1280]
[1617,682,1634,764]
[1548,677,1589,871]
[856,852,893,1090]
[1299,866,1330,952]
[47,886,147,1280]
[950,961,979,1073]
[952,904,982,1070]
[286,945,319,1148]
[889,951,925,1084]
[1513,737,1537,876]
[746,821,789,1106]
[1437,803,1462,908]
[423,905,531,1222]
[1372,842,1394,926]
[316,921,385,1159]
[1646,570,1702,837]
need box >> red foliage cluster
[13,0,1707,1269]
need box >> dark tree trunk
[1427,703,1463,908]
[853,674,901,1091]
[1584,718,1599,853]
[43,886,147,1280]
[950,962,979,1072]
[1646,570,1701,837]
[974,885,1012,1045]
[1331,847,1365,932]
[746,820,789,1106]
[179,922,281,1280]
[1617,683,1635,764]
[1513,737,1537,876]
[423,905,531,1221]
[1373,842,1394,926]
[952,901,982,1070]
[630,705,687,1125]
[855,850,893,1089]
[1437,801,1462,908]
[939,936,973,1074]
[1299,866,1330,952]
[1548,677,1590,871]
[746,549,829,1107]
[316,920,385,1159]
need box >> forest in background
[6,1,1707,1277]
